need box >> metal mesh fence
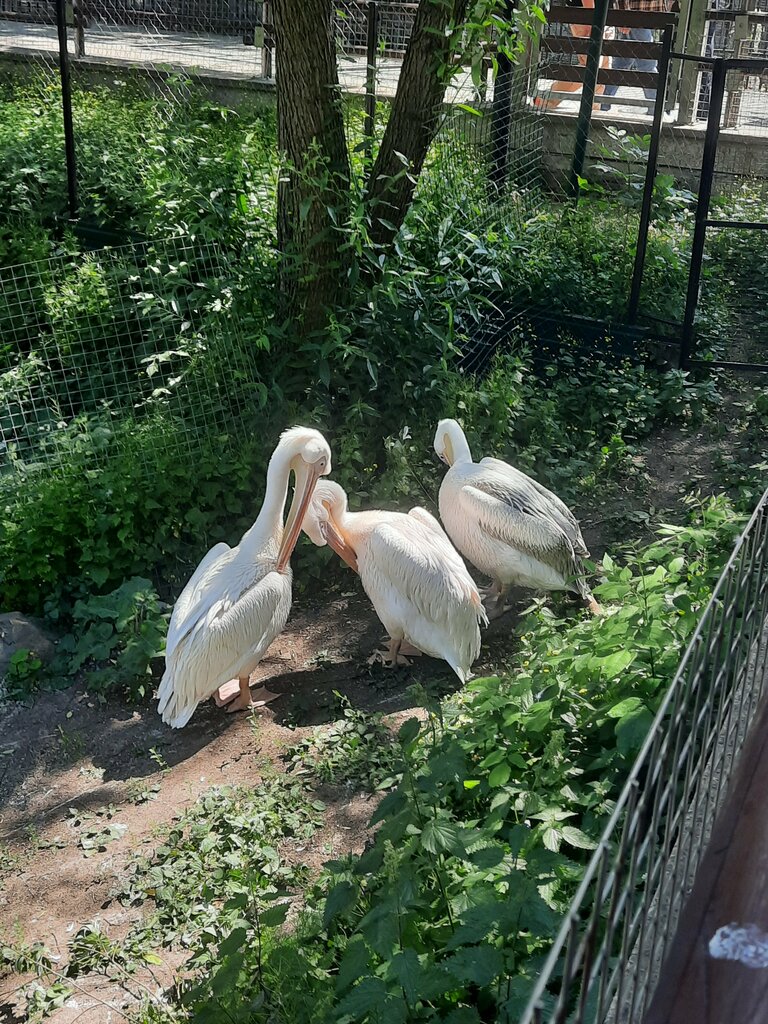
[0,0,270,77]
[518,487,768,1024]
[0,236,264,476]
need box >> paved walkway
[1,18,766,130]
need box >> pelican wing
[408,506,478,582]
[166,542,232,657]
[158,560,290,728]
[362,518,485,680]
[478,458,589,557]
[457,479,584,586]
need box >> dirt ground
[0,385,763,1023]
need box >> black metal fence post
[364,0,379,146]
[569,0,610,196]
[55,0,78,219]
[627,23,673,322]
[490,0,516,193]
[73,0,85,57]
[679,58,726,369]
[262,0,273,78]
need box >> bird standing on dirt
[433,419,599,619]
[157,427,332,727]
[301,480,486,682]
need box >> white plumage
[433,419,599,617]
[302,481,486,682]
[157,426,332,728]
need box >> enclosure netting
[0,237,264,478]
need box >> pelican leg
[378,636,422,657]
[214,678,242,706]
[586,595,603,616]
[367,635,412,668]
[221,676,255,713]
[482,581,510,621]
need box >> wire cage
[0,236,265,478]
[517,487,768,1023]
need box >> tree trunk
[273,0,350,332]
[365,0,469,252]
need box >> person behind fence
[534,0,610,110]
[600,0,673,116]
[600,25,657,114]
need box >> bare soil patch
[1,384,763,1022]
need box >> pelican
[302,481,487,682]
[433,419,600,618]
[157,427,332,728]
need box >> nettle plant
[157,496,744,1024]
[50,578,167,702]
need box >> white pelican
[433,419,600,618]
[302,481,487,682]
[157,427,332,728]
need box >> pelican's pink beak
[276,460,325,573]
[321,515,359,574]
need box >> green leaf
[357,902,400,957]
[397,717,420,745]
[421,819,462,855]
[442,944,504,987]
[385,948,421,1003]
[323,880,358,929]
[561,825,597,850]
[488,763,511,788]
[523,699,553,733]
[218,926,247,958]
[596,650,635,679]
[606,696,644,719]
[616,707,654,755]
[336,935,370,993]
[260,902,289,928]
[336,977,400,1020]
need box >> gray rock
[0,612,57,678]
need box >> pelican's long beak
[321,516,359,574]
[276,461,324,573]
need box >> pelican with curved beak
[303,481,486,681]
[157,427,332,727]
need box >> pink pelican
[157,427,332,727]
[433,419,599,618]
[302,481,486,681]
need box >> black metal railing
[518,487,768,1023]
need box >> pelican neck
[241,446,293,550]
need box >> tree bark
[272,0,350,332]
[365,0,470,252]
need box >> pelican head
[302,480,358,573]
[434,419,473,468]
[276,427,333,572]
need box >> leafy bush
[57,577,167,701]
[162,497,744,1024]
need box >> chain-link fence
[518,486,768,1024]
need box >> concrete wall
[2,49,765,193]
[538,110,768,191]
